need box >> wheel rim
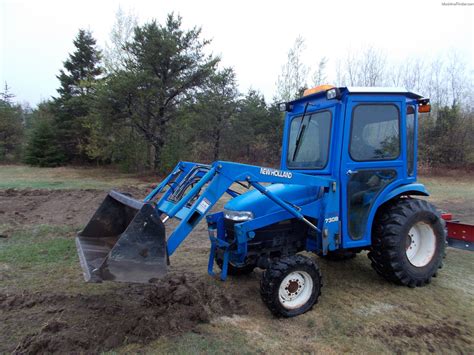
[406,222,436,267]
[278,271,313,310]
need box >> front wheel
[260,254,322,317]
[368,198,446,287]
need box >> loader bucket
[75,190,167,283]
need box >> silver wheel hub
[406,222,436,267]
[278,271,313,310]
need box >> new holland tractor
[76,86,446,317]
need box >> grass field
[0,164,152,190]
[0,165,473,353]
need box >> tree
[0,83,24,162]
[103,7,138,73]
[190,68,239,161]
[82,77,150,171]
[338,46,386,86]
[1,82,15,102]
[54,29,102,162]
[24,102,66,167]
[312,57,328,86]
[229,90,282,164]
[276,36,308,101]
[104,14,219,170]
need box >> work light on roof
[303,84,335,97]
[326,88,338,100]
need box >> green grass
[0,225,76,265]
[420,175,474,201]
[0,224,119,294]
[0,165,147,190]
[119,330,257,354]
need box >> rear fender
[381,183,429,203]
[366,183,429,246]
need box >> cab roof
[344,87,423,99]
[289,86,424,105]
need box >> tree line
[1,12,473,172]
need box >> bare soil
[371,320,472,353]
[0,187,145,229]
[1,274,242,354]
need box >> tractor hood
[224,183,321,218]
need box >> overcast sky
[0,0,473,106]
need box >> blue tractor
[76,86,446,317]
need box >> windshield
[287,110,332,169]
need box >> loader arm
[148,161,340,258]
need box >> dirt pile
[372,321,472,353]
[1,274,243,354]
[0,188,144,228]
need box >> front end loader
[77,86,462,317]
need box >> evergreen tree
[191,68,239,161]
[0,83,24,162]
[54,29,102,162]
[102,14,219,171]
[24,102,66,167]
[231,90,283,164]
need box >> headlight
[223,209,254,222]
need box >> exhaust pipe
[75,191,167,283]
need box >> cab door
[340,96,405,248]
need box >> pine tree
[0,83,24,162]
[24,102,66,167]
[54,29,102,162]
[102,14,219,171]
[24,119,66,167]
[191,68,239,161]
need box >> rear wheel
[260,254,322,317]
[368,198,446,287]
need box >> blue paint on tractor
[77,86,434,285]
[224,184,322,218]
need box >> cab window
[287,110,332,169]
[350,104,400,161]
[406,105,415,175]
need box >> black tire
[368,198,446,287]
[260,254,322,317]
[215,256,256,276]
[320,249,357,261]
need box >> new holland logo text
[260,168,293,179]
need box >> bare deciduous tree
[276,36,309,101]
[339,46,386,86]
[103,7,138,73]
[312,57,328,86]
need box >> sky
[0,0,473,106]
